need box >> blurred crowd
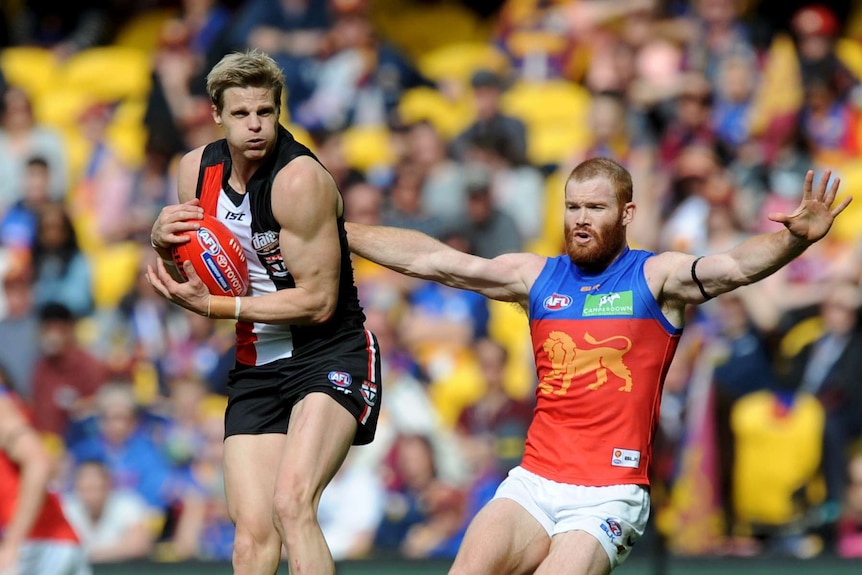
[0,0,861,566]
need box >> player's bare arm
[344,222,545,307]
[649,169,851,319]
[238,156,343,324]
[148,147,206,283]
[0,395,52,556]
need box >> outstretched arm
[655,169,852,306]
[344,222,545,305]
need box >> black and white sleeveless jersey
[195,126,366,366]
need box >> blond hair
[206,49,285,114]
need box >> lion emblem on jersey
[540,331,633,393]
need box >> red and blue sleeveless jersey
[523,247,682,486]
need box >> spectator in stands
[404,120,467,229]
[456,337,534,480]
[0,156,54,250]
[30,302,109,439]
[462,132,545,247]
[295,0,430,130]
[779,277,862,515]
[382,162,447,239]
[790,3,858,104]
[0,87,67,213]
[61,459,156,563]
[837,449,862,558]
[0,254,39,399]
[30,201,94,318]
[161,309,235,395]
[657,73,717,169]
[450,69,528,168]
[68,382,175,514]
[317,451,385,561]
[454,163,523,259]
[227,0,331,116]
[168,406,235,562]
[375,433,465,559]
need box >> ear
[211,104,221,126]
[621,202,636,226]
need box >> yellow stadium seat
[58,46,153,102]
[397,86,472,138]
[425,346,485,427]
[501,79,591,129]
[528,123,591,167]
[828,162,862,243]
[374,3,488,62]
[32,88,98,131]
[0,47,60,97]
[89,241,143,310]
[341,125,396,172]
[487,300,535,400]
[836,38,862,81]
[114,8,180,53]
[106,98,149,168]
[418,42,511,85]
[732,391,825,526]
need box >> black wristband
[691,256,713,301]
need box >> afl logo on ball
[197,228,221,255]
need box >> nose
[247,113,262,131]
[573,207,589,224]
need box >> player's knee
[272,485,316,527]
[233,523,280,567]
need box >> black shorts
[224,329,382,445]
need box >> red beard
[565,221,627,271]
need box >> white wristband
[234,296,241,320]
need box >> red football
[172,214,249,297]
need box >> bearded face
[565,213,627,269]
[563,178,630,270]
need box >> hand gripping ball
[172,214,249,296]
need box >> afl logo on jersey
[543,293,572,311]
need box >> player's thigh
[534,530,611,575]
[449,498,550,575]
[276,391,358,502]
[224,432,284,529]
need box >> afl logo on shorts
[543,293,572,310]
[361,381,378,406]
[328,371,352,388]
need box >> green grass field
[91,555,862,575]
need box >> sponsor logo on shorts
[361,380,377,406]
[543,293,572,311]
[611,447,640,468]
[600,517,627,554]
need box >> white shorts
[493,466,650,569]
[18,541,91,575]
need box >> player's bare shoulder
[643,251,687,294]
[273,156,338,205]
[177,146,206,203]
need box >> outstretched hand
[768,170,852,243]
